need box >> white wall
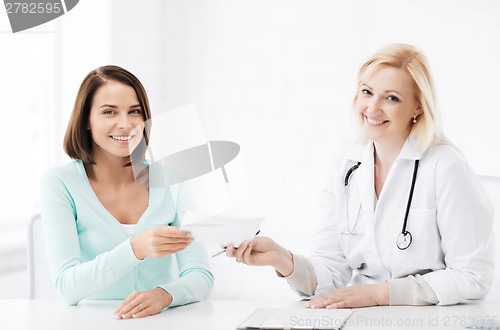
[51,0,500,299]
[1,0,499,299]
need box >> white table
[1,298,499,330]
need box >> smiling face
[355,65,422,147]
[88,80,145,162]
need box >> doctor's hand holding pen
[225,236,294,276]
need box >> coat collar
[346,137,422,163]
[342,137,421,215]
[397,138,422,160]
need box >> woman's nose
[116,114,131,129]
[366,96,382,113]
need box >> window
[0,15,57,267]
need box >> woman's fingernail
[113,314,120,319]
[122,314,127,319]
[132,314,137,318]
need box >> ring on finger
[236,258,242,263]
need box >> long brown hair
[63,65,152,164]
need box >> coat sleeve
[282,253,318,297]
[307,168,353,296]
[287,152,353,296]
[422,155,495,305]
[388,275,439,305]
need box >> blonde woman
[226,44,494,308]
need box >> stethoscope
[343,159,420,250]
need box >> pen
[211,230,260,257]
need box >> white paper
[180,211,264,247]
[237,307,353,330]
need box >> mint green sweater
[40,160,213,306]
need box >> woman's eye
[387,95,400,102]
[103,110,115,115]
[361,89,372,95]
[129,109,142,115]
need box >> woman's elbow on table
[53,272,87,306]
[55,285,81,306]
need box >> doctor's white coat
[308,139,494,305]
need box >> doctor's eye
[386,95,400,102]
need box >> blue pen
[211,230,261,257]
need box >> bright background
[1,0,499,300]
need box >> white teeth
[111,135,132,141]
[366,117,386,125]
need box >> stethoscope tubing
[401,160,419,236]
[343,159,420,250]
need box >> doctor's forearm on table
[227,238,392,308]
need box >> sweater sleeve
[159,242,214,307]
[159,181,214,307]
[40,170,141,305]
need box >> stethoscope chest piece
[396,231,412,250]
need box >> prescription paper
[180,211,264,247]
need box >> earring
[412,115,417,124]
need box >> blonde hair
[353,43,447,153]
